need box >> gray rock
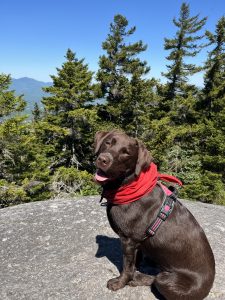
[0,197,224,300]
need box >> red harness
[102,162,182,205]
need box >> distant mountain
[9,77,106,115]
[10,77,52,113]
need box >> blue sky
[1,0,224,85]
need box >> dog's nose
[97,153,112,168]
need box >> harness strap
[143,188,177,240]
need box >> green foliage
[194,17,225,204]
[0,74,52,207]
[25,182,50,200]
[146,3,224,205]
[51,167,99,197]
[32,102,41,122]
[0,74,29,182]
[160,145,203,201]
[0,180,28,208]
[184,172,225,205]
[199,16,225,119]
[0,74,26,117]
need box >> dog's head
[94,130,152,184]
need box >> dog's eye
[105,140,111,145]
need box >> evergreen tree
[0,74,26,117]
[162,2,207,107]
[201,16,225,118]
[0,74,26,180]
[196,16,225,204]
[42,49,95,171]
[32,102,41,122]
[0,74,50,206]
[147,3,207,202]
[96,14,154,136]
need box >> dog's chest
[106,203,147,239]
[106,205,131,236]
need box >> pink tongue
[95,171,109,182]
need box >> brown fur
[94,130,215,300]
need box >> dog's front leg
[107,237,138,291]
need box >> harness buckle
[159,202,173,221]
[159,211,169,221]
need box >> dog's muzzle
[96,152,113,171]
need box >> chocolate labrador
[94,130,215,300]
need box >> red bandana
[103,162,182,205]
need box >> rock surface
[0,196,225,300]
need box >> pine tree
[0,74,26,180]
[148,3,207,202]
[162,2,207,107]
[0,74,49,207]
[96,14,154,136]
[0,74,26,117]
[196,16,225,204]
[42,49,95,170]
[201,16,225,118]
[32,102,41,122]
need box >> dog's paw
[107,277,126,291]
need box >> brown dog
[94,130,215,300]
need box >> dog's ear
[135,140,152,176]
[94,131,111,154]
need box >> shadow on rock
[95,235,165,300]
[95,235,123,272]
